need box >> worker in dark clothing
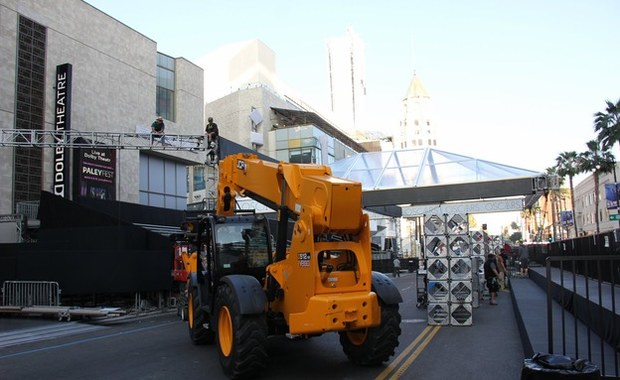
[484,253,500,305]
[151,116,165,144]
[151,116,165,134]
[519,243,529,276]
[205,117,219,145]
[205,117,219,164]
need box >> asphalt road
[0,272,524,379]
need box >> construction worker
[205,117,219,163]
[151,116,165,144]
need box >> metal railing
[545,255,620,378]
[0,214,26,243]
[2,281,61,307]
[16,201,39,220]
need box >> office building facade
[0,0,204,218]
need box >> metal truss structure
[0,129,206,151]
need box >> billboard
[73,146,116,200]
[560,210,574,226]
[605,183,620,209]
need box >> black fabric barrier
[0,192,176,296]
[0,246,172,295]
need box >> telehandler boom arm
[216,153,364,235]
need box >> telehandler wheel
[187,288,215,344]
[215,283,268,379]
[339,303,401,366]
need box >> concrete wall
[204,85,293,156]
[0,3,18,214]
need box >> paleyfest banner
[604,183,620,209]
[74,147,116,200]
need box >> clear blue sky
[87,0,619,176]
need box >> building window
[14,16,46,209]
[156,53,175,121]
[139,153,187,210]
[273,125,355,164]
[193,166,206,191]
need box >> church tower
[396,72,436,149]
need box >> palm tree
[578,140,616,234]
[545,166,562,241]
[555,151,580,237]
[594,98,620,151]
[520,207,540,241]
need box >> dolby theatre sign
[53,63,72,198]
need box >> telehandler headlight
[181,222,195,232]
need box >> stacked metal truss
[470,230,486,306]
[424,213,473,326]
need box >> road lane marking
[0,323,106,349]
[401,319,427,324]
[0,320,177,360]
[375,324,441,380]
[389,324,441,379]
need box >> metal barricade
[15,201,39,220]
[545,255,620,378]
[2,281,61,307]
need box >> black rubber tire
[339,303,401,366]
[215,284,268,379]
[188,288,215,345]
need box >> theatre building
[0,0,204,300]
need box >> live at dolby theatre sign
[74,146,116,200]
[53,63,72,197]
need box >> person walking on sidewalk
[393,257,401,277]
[496,247,508,291]
[519,242,529,277]
[484,253,500,305]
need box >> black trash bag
[521,352,600,380]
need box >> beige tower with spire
[396,72,436,149]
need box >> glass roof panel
[425,150,460,165]
[428,150,473,165]
[391,149,425,167]
[329,147,542,190]
[350,151,393,171]
[348,169,383,188]
[375,167,407,189]
[330,154,358,177]
[417,162,478,186]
